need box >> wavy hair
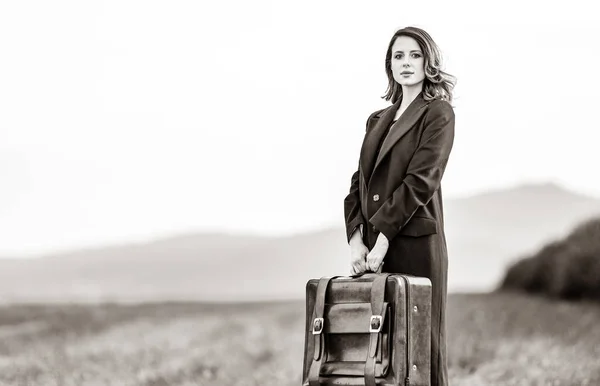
[382,26,456,103]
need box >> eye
[411,53,422,59]
[394,53,403,60]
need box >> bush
[498,216,600,301]
[500,256,540,292]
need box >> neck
[399,84,423,107]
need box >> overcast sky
[1,0,599,257]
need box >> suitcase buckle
[370,315,383,333]
[312,317,324,334]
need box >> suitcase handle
[350,266,383,279]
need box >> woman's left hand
[366,233,389,272]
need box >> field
[1,292,600,386]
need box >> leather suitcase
[302,273,432,386]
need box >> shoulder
[426,98,454,116]
[368,107,388,121]
[424,98,455,123]
[363,106,389,132]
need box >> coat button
[373,194,380,202]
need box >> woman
[343,26,456,386]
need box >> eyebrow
[394,50,422,53]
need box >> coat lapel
[373,92,429,173]
[359,98,401,184]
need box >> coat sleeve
[343,111,380,243]
[368,100,455,241]
[344,166,364,243]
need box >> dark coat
[343,91,455,386]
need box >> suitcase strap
[308,276,339,386]
[365,273,391,386]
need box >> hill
[0,182,599,302]
[444,182,600,292]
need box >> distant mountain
[1,182,599,303]
[0,230,351,303]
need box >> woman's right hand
[349,231,369,275]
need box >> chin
[395,78,424,88]
[395,80,418,87]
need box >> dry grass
[0,292,599,386]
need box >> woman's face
[391,35,425,88]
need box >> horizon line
[1,180,597,259]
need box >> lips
[400,71,413,75]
